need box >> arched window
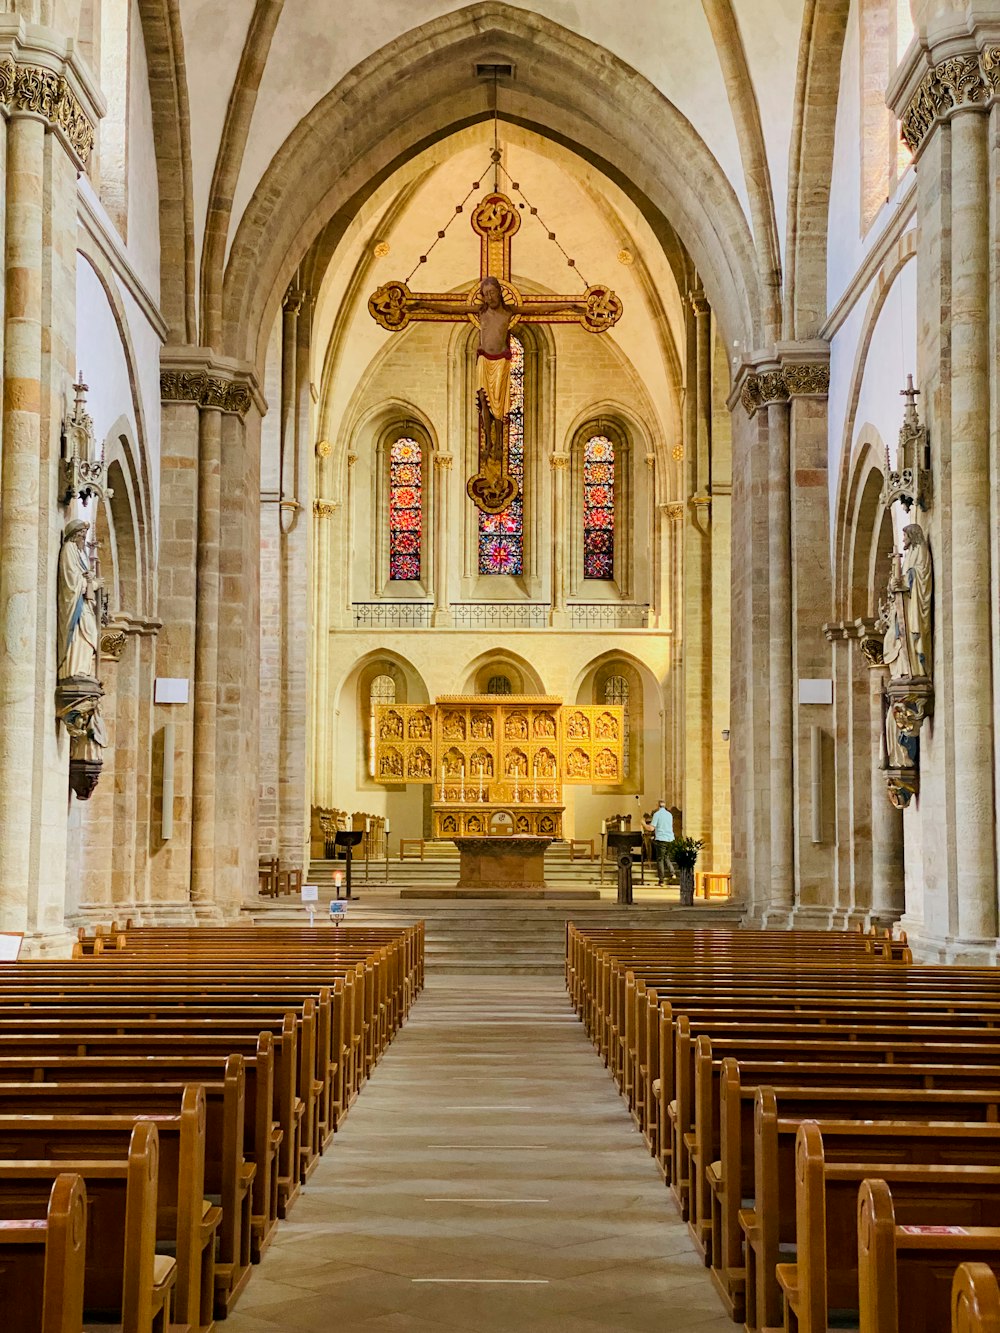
[478,336,524,575]
[388,437,422,581]
[583,434,615,579]
[603,673,631,778]
[486,675,512,696]
[368,673,396,777]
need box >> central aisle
[227,977,733,1332]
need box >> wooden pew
[746,1111,1000,1332]
[0,1121,173,1333]
[953,1263,1000,1333]
[780,1121,1000,1333]
[0,1173,86,1333]
[858,1178,1000,1333]
[701,1051,1000,1307]
[0,1088,215,1332]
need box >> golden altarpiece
[374,697,624,889]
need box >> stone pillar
[765,395,794,918]
[0,33,100,951]
[868,662,906,921]
[278,288,312,875]
[432,454,453,626]
[889,29,999,955]
[311,493,338,807]
[157,356,261,919]
[550,453,569,626]
[344,452,358,615]
[191,406,223,914]
[948,108,995,941]
[660,502,684,805]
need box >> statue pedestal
[453,837,553,892]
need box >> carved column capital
[891,41,1000,159]
[433,453,454,470]
[159,349,265,418]
[99,628,128,662]
[739,360,831,418]
[347,452,359,469]
[0,42,102,169]
[549,453,570,470]
[660,502,685,521]
[688,288,711,317]
[313,499,339,519]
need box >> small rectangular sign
[154,678,190,704]
[301,884,319,903]
[798,678,833,705]
[0,933,23,961]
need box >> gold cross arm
[368,192,623,335]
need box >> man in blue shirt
[649,801,675,885]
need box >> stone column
[765,394,794,918]
[157,356,260,919]
[278,289,312,875]
[889,29,999,954]
[661,503,684,805]
[867,661,905,921]
[948,108,995,941]
[344,452,358,615]
[190,405,223,915]
[311,493,338,807]
[550,453,569,626]
[0,34,100,951]
[432,454,453,626]
[645,454,658,625]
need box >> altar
[374,695,624,891]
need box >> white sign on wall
[798,678,833,705]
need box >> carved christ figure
[419,277,577,485]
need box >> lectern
[606,831,643,905]
[333,830,364,899]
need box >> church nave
[225,977,731,1333]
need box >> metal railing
[449,602,551,629]
[568,603,650,629]
[353,602,434,629]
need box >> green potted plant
[668,835,704,906]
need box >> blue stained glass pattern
[389,437,421,580]
[584,434,615,579]
[479,338,524,575]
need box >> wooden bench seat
[859,1178,1000,1333]
[780,1121,1000,1333]
[953,1263,1000,1333]
[0,1090,215,1332]
[0,1173,86,1333]
[0,1121,173,1333]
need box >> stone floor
[224,976,734,1332]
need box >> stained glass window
[486,675,512,695]
[478,337,524,575]
[389,437,421,581]
[584,434,615,579]
[604,673,630,778]
[368,673,396,777]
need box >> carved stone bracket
[0,56,97,167]
[740,363,830,418]
[899,46,1000,157]
[885,767,919,810]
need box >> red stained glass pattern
[584,435,615,579]
[479,338,524,575]
[389,437,421,580]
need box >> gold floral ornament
[315,439,332,458]
[617,249,634,266]
[373,241,391,258]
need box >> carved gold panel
[374,705,436,784]
[558,705,625,784]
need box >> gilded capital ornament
[740,363,830,418]
[0,58,96,166]
[549,454,570,470]
[434,454,454,471]
[688,289,710,317]
[160,370,253,418]
[900,47,1000,156]
[100,629,128,661]
[313,499,339,519]
[662,502,685,521]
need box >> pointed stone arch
[221,2,764,368]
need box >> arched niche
[459,649,546,697]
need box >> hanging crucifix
[368,176,623,514]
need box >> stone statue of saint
[901,523,932,677]
[57,518,101,681]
